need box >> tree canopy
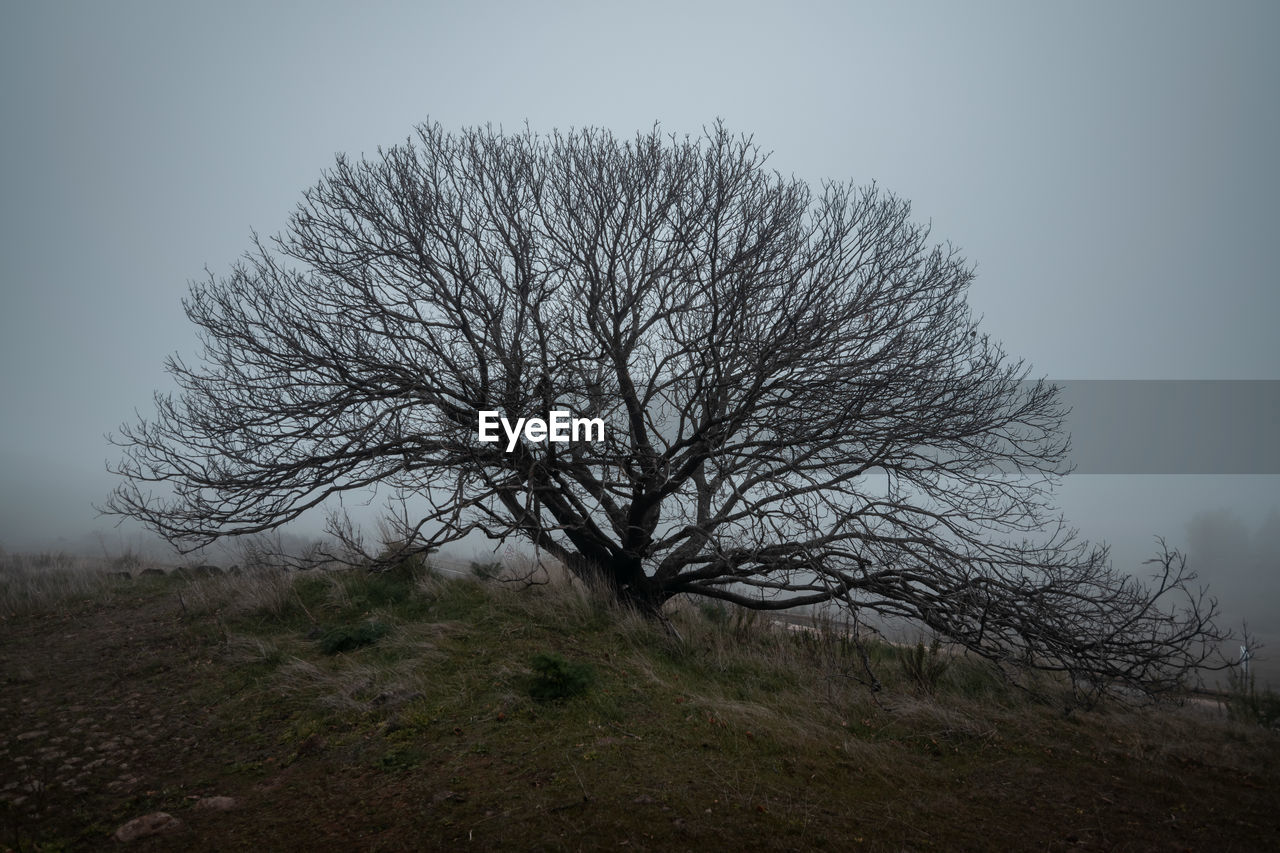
[107,121,1226,697]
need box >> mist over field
[1,2,1277,847]
[2,4,1274,624]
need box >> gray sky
[2,1,1277,667]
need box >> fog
[2,3,1275,680]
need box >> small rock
[113,812,183,842]
[195,795,238,811]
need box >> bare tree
[105,121,1226,696]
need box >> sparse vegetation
[469,559,502,581]
[315,620,390,655]
[1226,667,1280,730]
[1,555,1277,850]
[0,551,128,618]
[899,636,951,694]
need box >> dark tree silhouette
[106,121,1226,696]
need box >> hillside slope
[2,559,1278,851]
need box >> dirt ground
[3,576,1279,852]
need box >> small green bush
[317,620,390,655]
[526,652,595,701]
[337,558,431,619]
[900,636,950,693]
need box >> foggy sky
[1,2,1276,669]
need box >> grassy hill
[2,554,1278,851]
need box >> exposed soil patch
[1,589,251,847]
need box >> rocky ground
[1,585,249,846]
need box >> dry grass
[3,550,1278,850]
[0,552,129,618]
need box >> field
[2,553,1278,851]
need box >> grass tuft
[317,620,391,655]
[899,636,950,694]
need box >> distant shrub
[373,547,431,574]
[694,599,760,638]
[526,652,595,701]
[900,636,950,693]
[317,620,389,655]
[697,600,729,625]
[345,559,426,611]
[1227,669,1280,730]
[468,559,502,581]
